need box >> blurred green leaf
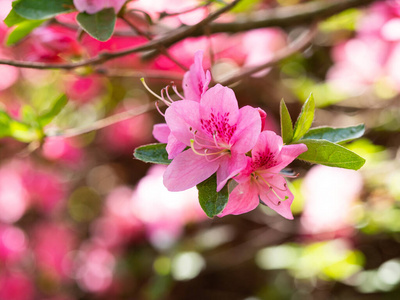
[297,139,366,170]
[4,9,27,27]
[197,174,229,218]
[302,124,365,144]
[0,111,12,138]
[320,8,361,32]
[280,99,294,144]
[12,0,74,20]
[9,119,41,142]
[6,19,44,45]
[39,94,68,127]
[76,8,116,42]
[292,93,315,142]
[134,143,172,165]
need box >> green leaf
[134,143,171,165]
[76,8,116,42]
[302,124,365,144]
[6,19,44,46]
[297,139,366,170]
[197,174,229,218]
[280,99,293,144]
[9,120,41,142]
[4,9,28,27]
[293,93,315,142]
[0,111,12,138]
[12,0,74,20]
[39,94,68,127]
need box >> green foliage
[6,19,44,46]
[76,8,116,42]
[297,139,366,170]
[12,0,74,20]
[134,143,172,165]
[39,94,68,127]
[280,99,294,144]
[4,9,27,26]
[292,93,315,142]
[197,174,229,218]
[301,124,365,144]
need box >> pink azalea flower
[74,0,126,14]
[182,50,211,102]
[152,50,211,159]
[220,131,307,219]
[163,84,261,192]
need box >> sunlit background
[0,0,400,299]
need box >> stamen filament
[172,84,185,100]
[141,78,164,101]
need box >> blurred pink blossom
[31,222,76,280]
[0,161,29,224]
[42,136,85,167]
[64,75,105,103]
[100,108,153,154]
[74,0,126,14]
[91,186,143,248]
[75,243,116,293]
[301,165,363,239]
[0,224,27,264]
[0,271,35,300]
[132,165,207,249]
[328,1,400,94]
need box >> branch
[207,0,380,33]
[219,23,319,86]
[49,101,158,138]
[0,0,240,70]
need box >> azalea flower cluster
[151,51,308,219]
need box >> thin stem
[48,101,160,138]
[219,22,319,86]
[0,0,241,70]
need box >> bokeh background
[0,0,400,299]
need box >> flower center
[200,111,237,146]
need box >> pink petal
[152,123,170,143]
[182,50,211,102]
[216,153,247,191]
[200,84,239,125]
[252,131,283,161]
[163,149,219,191]
[219,181,259,217]
[165,100,201,146]
[166,133,187,159]
[268,143,308,173]
[230,106,261,153]
[257,107,267,131]
[259,175,294,219]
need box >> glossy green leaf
[197,174,229,218]
[134,143,171,165]
[6,19,44,46]
[293,93,315,142]
[297,139,366,170]
[39,94,68,127]
[4,9,27,27]
[12,0,74,20]
[280,99,293,144]
[76,8,116,42]
[302,124,365,144]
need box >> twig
[50,101,160,138]
[0,0,240,70]
[158,1,213,19]
[219,23,319,86]
[120,14,188,71]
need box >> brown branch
[49,101,159,138]
[219,23,319,86]
[0,0,379,70]
[0,0,240,70]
